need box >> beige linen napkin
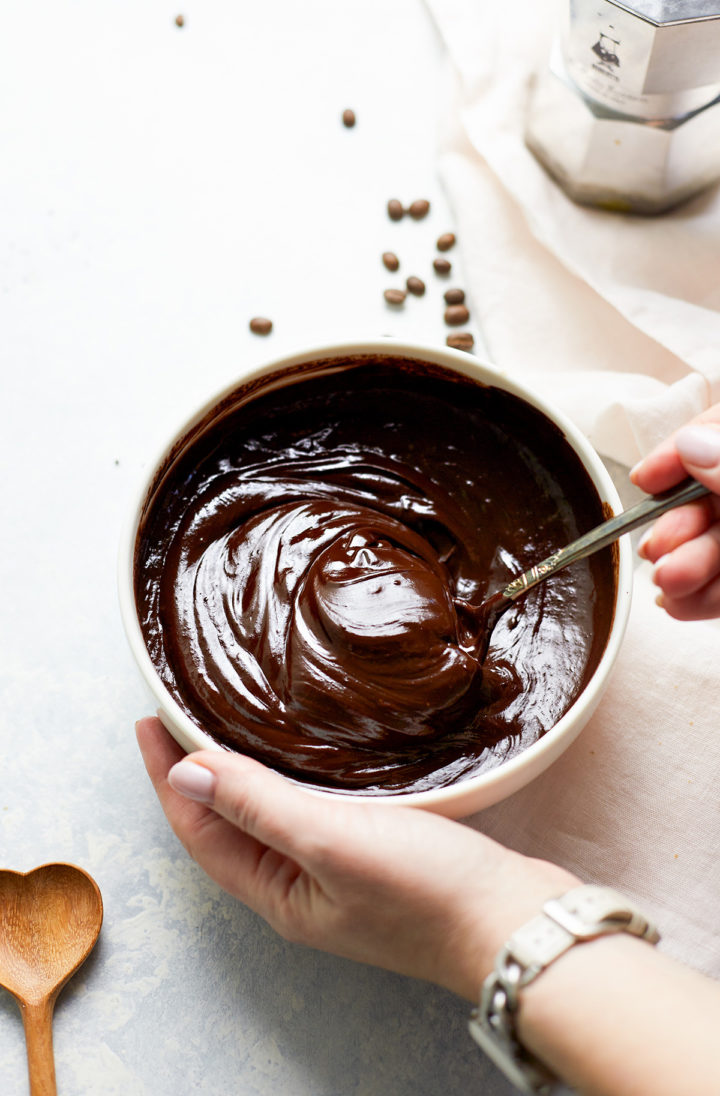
[423,0,720,976]
[425,0,720,466]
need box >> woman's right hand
[631,407,720,621]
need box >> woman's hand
[136,717,577,1001]
[136,719,720,1096]
[631,408,720,620]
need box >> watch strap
[469,884,660,1094]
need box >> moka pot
[526,0,720,213]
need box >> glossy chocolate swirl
[136,357,616,794]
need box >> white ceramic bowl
[119,339,632,818]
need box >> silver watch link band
[468,884,660,1094]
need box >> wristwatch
[468,884,660,1094]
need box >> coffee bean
[342,108,356,128]
[175,13,185,26]
[382,251,400,272]
[249,317,273,335]
[446,332,474,352]
[406,276,425,296]
[437,232,456,252]
[444,304,470,325]
[387,199,404,221]
[433,257,452,275]
[444,287,465,305]
[408,199,430,220]
[384,288,407,306]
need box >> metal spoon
[0,863,103,1096]
[482,477,711,623]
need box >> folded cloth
[423,0,720,979]
[424,0,720,466]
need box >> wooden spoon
[0,863,103,1096]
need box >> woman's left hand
[136,717,576,1001]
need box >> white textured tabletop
[0,2,514,1093]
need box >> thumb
[169,751,339,866]
[675,425,720,493]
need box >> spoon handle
[21,998,57,1096]
[501,477,711,606]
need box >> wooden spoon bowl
[0,863,103,1096]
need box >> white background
[0,2,510,1094]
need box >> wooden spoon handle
[21,999,57,1096]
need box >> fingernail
[655,592,665,609]
[629,459,643,483]
[168,760,217,804]
[636,529,652,559]
[675,425,720,468]
[651,555,668,586]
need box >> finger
[136,716,204,825]
[632,408,720,494]
[653,525,720,600]
[166,750,367,942]
[657,574,720,621]
[136,716,186,786]
[637,501,716,563]
[136,717,198,828]
[631,441,688,495]
[674,425,720,493]
[164,752,455,933]
[169,750,344,870]
[136,719,277,905]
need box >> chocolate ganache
[135,356,616,794]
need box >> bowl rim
[118,337,633,813]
